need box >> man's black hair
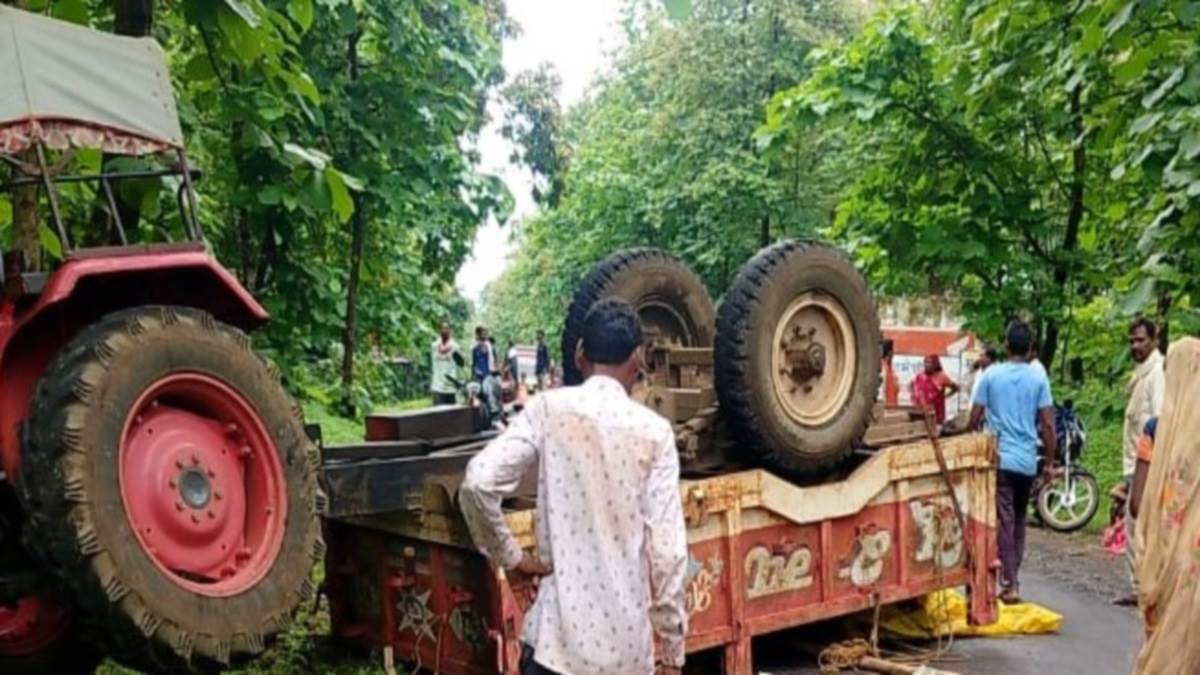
[1005,321,1033,357]
[582,297,643,365]
[984,347,1000,361]
[881,339,894,358]
[1130,316,1157,339]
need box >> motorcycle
[446,371,507,432]
[1032,399,1100,532]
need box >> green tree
[1,0,512,411]
[482,0,865,347]
[760,0,1199,370]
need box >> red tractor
[0,9,322,673]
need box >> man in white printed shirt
[459,298,688,675]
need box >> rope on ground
[818,638,873,672]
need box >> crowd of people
[429,320,556,406]
[903,317,1181,672]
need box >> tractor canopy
[0,6,183,156]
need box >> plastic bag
[875,590,1062,639]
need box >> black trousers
[997,469,1035,589]
[521,645,560,675]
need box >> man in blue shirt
[970,320,1056,604]
[472,326,495,383]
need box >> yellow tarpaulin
[875,590,1063,639]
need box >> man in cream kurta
[1121,317,1165,603]
[460,298,688,675]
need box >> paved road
[947,570,1141,675]
[757,562,1141,674]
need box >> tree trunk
[114,0,153,35]
[1042,85,1086,369]
[339,29,365,403]
[1156,290,1171,354]
[6,0,38,270]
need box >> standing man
[459,298,688,675]
[911,354,959,424]
[881,339,899,406]
[1117,317,1165,605]
[970,321,1055,604]
[430,320,461,405]
[472,326,495,383]
[536,329,551,390]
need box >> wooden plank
[364,405,475,441]
[861,420,929,448]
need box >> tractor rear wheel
[561,249,715,385]
[715,241,881,478]
[18,306,324,672]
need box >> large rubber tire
[18,306,324,673]
[561,249,715,385]
[715,241,881,478]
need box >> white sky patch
[455,0,625,303]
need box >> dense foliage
[761,0,1200,372]
[480,0,868,351]
[1,0,510,411]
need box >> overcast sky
[455,0,625,303]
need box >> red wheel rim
[0,593,69,656]
[119,373,287,597]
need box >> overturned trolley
[323,432,998,674]
[320,241,998,673]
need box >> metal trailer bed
[320,426,998,675]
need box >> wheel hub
[119,373,287,598]
[783,326,828,383]
[769,292,857,426]
[178,467,212,509]
[0,594,68,656]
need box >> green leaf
[288,0,314,32]
[1105,1,1135,38]
[217,5,264,64]
[183,54,216,82]
[1113,48,1154,83]
[1177,63,1200,101]
[283,143,330,170]
[1142,66,1184,108]
[663,0,692,21]
[50,0,89,24]
[1185,132,1200,160]
[1077,22,1104,56]
[1119,276,1156,315]
[223,0,262,28]
[1129,111,1163,135]
[325,167,355,223]
[38,224,63,260]
[284,71,321,104]
[1181,1,1200,26]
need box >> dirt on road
[1023,525,1131,602]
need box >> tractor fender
[0,245,268,478]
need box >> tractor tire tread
[17,306,323,674]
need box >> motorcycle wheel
[1036,470,1100,532]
